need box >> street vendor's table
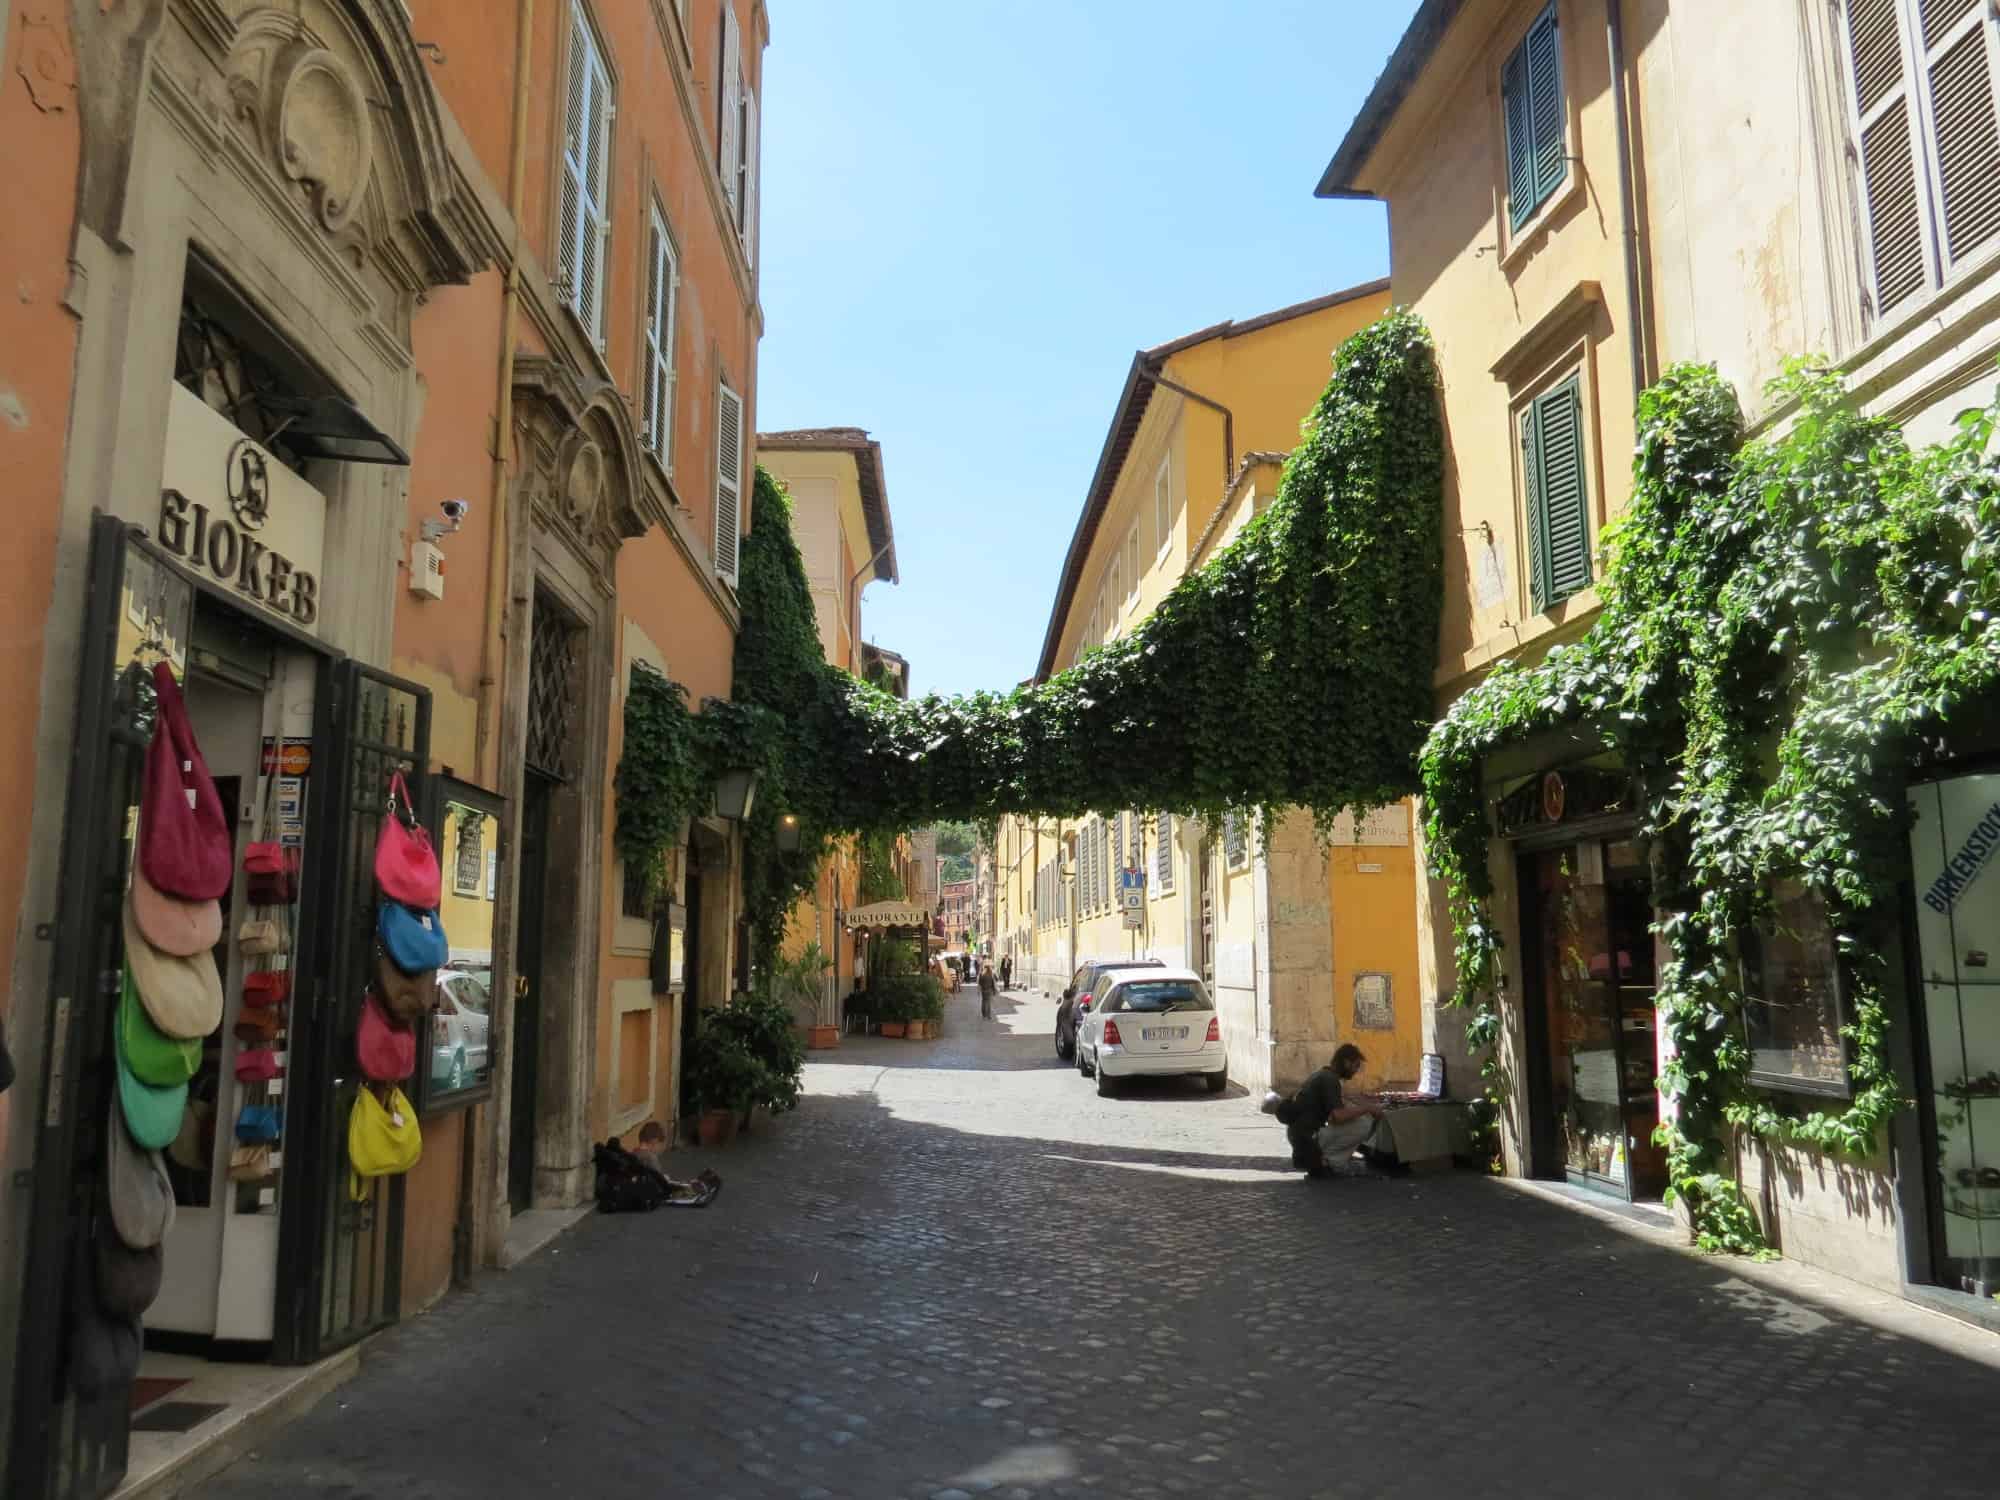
[1381,1103,1469,1170]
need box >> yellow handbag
[347,1082,421,1200]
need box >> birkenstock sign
[160,383,327,633]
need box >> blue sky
[756,1,1419,697]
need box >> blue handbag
[377,901,448,974]
[235,1105,282,1144]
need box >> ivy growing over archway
[617,310,1447,972]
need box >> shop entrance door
[509,770,553,1212]
[1519,837,1666,1201]
[1907,774,2000,1298]
[149,669,263,1339]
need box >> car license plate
[1142,1027,1188,1041]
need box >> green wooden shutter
[1504,3,1565,229]
[1526,6,1567,205]
[1503,40,1535,229]
[1526,376,1590,612]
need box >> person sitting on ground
[1283,1044,1397,1178]
[978,960,998,1020]
[633,1120,722,1202]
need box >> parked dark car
[1054,957,1164,1061]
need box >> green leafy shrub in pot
[706,990,806,1115]
[684,1016,768,1117]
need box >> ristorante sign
[161,383,326,633]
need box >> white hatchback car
[1076,967,1227,1096]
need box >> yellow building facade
[759,431,899,1030]
[1319,0,2000,1297]
[997,284,1426,1094]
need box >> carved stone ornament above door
[514,356,658,598]
[214,3,483,291]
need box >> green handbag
[118,966,200,1087]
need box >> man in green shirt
[1285,1044,1393,1178]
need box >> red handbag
[244,766,300,904]
[373,771,440,909]
[356,992,414,1083]
[243,970,291,1009]
[233,1046,283,1083]
[139,662,231,901]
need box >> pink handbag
[356,992,415,1083]
[233,1046,283,1083]
[373,771,440,909]
[139,662,231,901]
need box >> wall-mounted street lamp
[775,813,802,852]
[713,767,761,821]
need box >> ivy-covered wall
[1423,359,2000,1255]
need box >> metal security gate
[275,661,430,1362]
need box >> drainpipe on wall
[476,0,537,789]
[1605,0,1651,401]
[1144,362,1235,490]
[459,0,535,1288]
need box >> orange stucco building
[0,4,767,1494]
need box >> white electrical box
[409,540,445,599]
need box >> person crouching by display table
[1281,1044,1399,1178]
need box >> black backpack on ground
[592,1138,671,1213]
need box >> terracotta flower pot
[697,1108,738,1147]
[808,1025,841,1050]
[879,1021,907,1038]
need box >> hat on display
[122,895,222,1040]
[117,967,199,1088]
[115,1020,189,1152]
[104,1092,175,1250]
[377,901,447,974]
[129,860,221,958]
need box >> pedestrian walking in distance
[978,960,998,1020]
[999,954,1013,991]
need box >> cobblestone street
[208,985,2000,1499]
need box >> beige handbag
[237,916,281,956]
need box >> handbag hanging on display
[138,660,232,901]
[357,991,415,1082]
[122,894,223,1040]
[129,860,220,958]
[373,947,435,1026]
[373,770,440,909]
[243,969,292,1009]
[235,1104,282,1144]
[348,1082,421,1200]
[236,915,281,956]
[377,900,447,973]
[243,762,300,905]
[233,1046,283,1084]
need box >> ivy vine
[1422,359,2000,1253]
[617,310,1444,981]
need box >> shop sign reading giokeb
[159,383,327,633]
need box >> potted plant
[768,941,838,1050]
[908,975,946,1040]
[708,986,806,1131]
[685,1016,766,1147]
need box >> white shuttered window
[559,5,614,349]
[719,6,742,223]
[1155,814,1175,895]
[1841,0,2000,323]
[715,381,744,585]
[643,205,679,470]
